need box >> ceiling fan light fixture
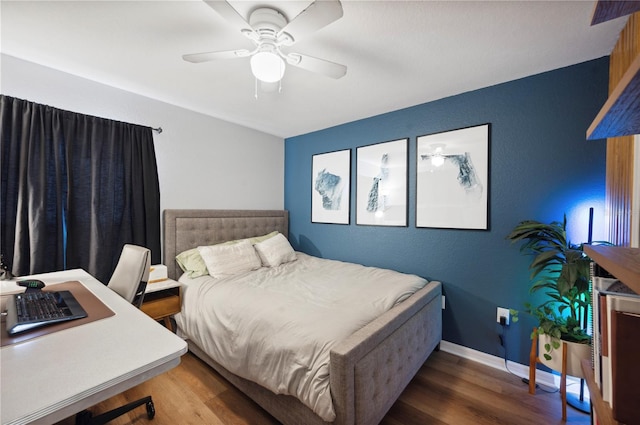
[250,51,286,83]
[183,1,347,87]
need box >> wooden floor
[56,350,590,425]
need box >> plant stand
[528,328,591,421]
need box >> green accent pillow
[249,231,279,245]
[175,248,208,278]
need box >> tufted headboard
[163,209,289,280]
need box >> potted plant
[506,215,598,377]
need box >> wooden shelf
[587,52,640,140]
[582,246,640,425]
[584,245,640,294]
[581,359,618,425]
[591,1,640,25]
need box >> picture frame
[356,138,408,226]
[311,149,351,224]
[416,123,490,230]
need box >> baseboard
[439,340,560,389]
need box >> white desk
[0,269,188,425]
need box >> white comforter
[175,252,427,421]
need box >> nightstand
[141,278,181,332]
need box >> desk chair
[108,244,151,308]
[76,244,155,425]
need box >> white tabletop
[1,269,188,425]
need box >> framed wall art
[416,123,490,230]
[311,149,351,224]
[356,138,408,226]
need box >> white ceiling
[0,1,628,138]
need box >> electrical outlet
[497,307,510,325]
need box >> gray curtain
[1,95,160,284]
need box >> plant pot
[538,334,590,378]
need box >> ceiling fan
[182,0,347,84]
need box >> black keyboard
[16,291,75,321]
[6,290,88,335]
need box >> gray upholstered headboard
[162,209,289,280]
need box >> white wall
[1,54,284,214]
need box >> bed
[163,209,442,425]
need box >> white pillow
[176,231,279,278]
[198,239,262,278]
[254,233,297,267]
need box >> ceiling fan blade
[203,0,252,32]
[285,53,347,79]
[183,49,252,63]
[279,0,343,45]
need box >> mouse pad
[1,280,115,347]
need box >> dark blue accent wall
[284,58,609,365]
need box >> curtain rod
[152,127,163,134]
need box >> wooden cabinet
[141,279,182,332]
[581,358,617,425]
[583,245,640,425]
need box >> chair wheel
[75,410,93,425]
[146,400,155,419]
